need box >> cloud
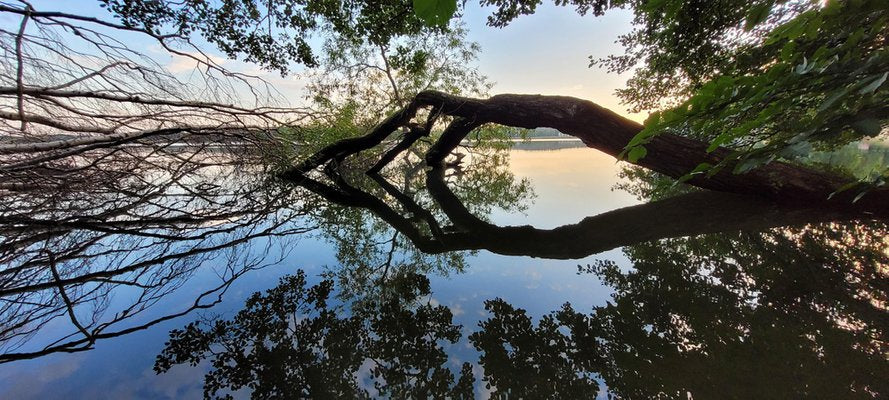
[449,302,466,317]
[166,52,228,73]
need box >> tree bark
[284,90,889,213]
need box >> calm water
[0,145,886,399]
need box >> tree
[454,0,889,185]
[282,0,888,213]
[305,22,491,119]
[285,20,493,156]
[5,0,886,381]
[617,1,889,186]
[0,0,478,192]
[5,0,886,208]
[294,152,886,261]
[155,270,475,399]
[98,0,444,75]
[285,90,889,213]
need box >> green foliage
[614,164,697,201]
[805,142,889,182]
[626,145,647,163]
[413,0,458,26]
[622,1,889,180]
[272,101,369,171]
[287,101,366,151]
[598,0,805,112]
[100,0,445,75]
[305,22,491,124]
[480,0,610,28]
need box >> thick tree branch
[14,4,30,131]
[288,90,889,213]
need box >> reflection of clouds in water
[0,355,83,399]
[548,283,565,292]
[449,356,463,367]
[473,363,495,400]
[355,358,381,398]
[449,302,466,317]
[6,357,209,399]
[524,270,542,289]
[122,362,208,399]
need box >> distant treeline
[508,127,571,139]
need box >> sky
[461,3,642,120]
[9,0,642,121]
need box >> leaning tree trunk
[283,91,889,214]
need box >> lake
[0,143,886,399]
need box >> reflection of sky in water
[0,146,633,399]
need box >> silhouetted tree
[155,270,474,399]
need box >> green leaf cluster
[625,1,889,178]
[413,0,458,26]
[100,0,447,75]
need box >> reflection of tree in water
[158,211,888,398]
[155,270,474,399]
[5,130,885,398]
[0,141,530,363]
[553,221,886,398]
[0,151,314,362]
[581,221,888,398]
[306,147,533,303]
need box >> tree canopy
[623,1,888,185]
[99,0,443,74]
[1,0,886,212]
[97,0,887,197]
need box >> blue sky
[461,3,641,120]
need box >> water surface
[1,144,886,399]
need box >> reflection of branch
[46,250,93,343]
[0,150,313,362]
[0,2,324,364]
[0,261,252,362]
[369,173,444,237]
[14,5,30,132]
[290,166,886,259]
